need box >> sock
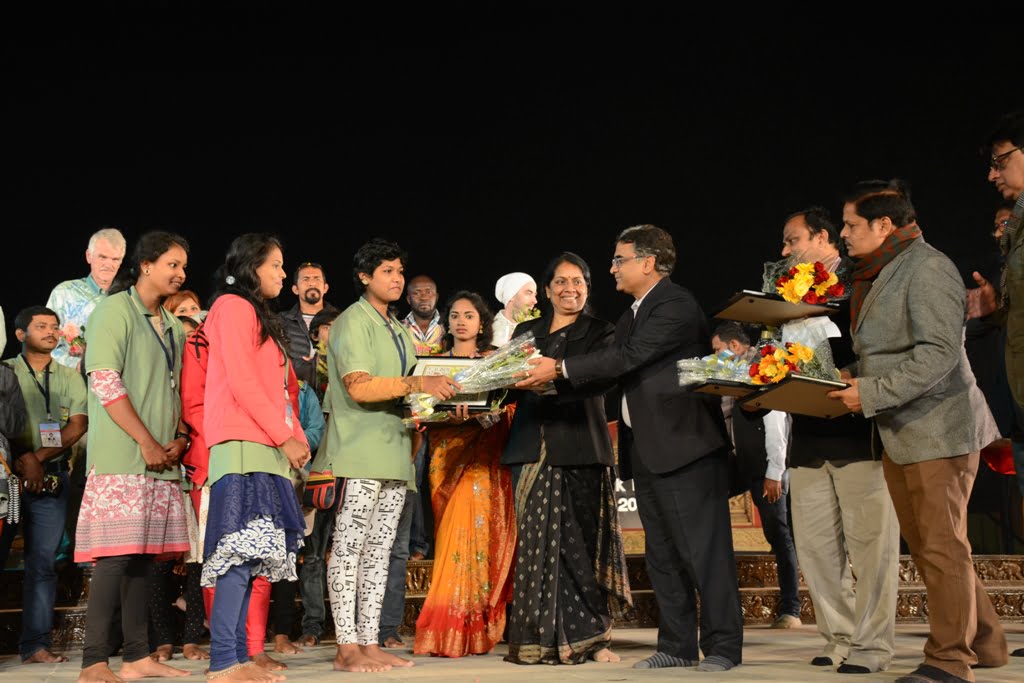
[696,654,736,672]
[632,652,696,669]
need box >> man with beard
[401,274,445,356]
[281,261,336,385]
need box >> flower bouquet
[62,323,86,357]
[402,332,540,428]
[677,351,751,387]
[513,306,541,324]
[748,341,818,385]
[775,261,845,305]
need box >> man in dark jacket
[521,225,741,672]
[279,261,336,385]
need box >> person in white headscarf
[492,272,538,347]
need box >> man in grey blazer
[829,180,1007,683]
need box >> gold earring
[361,279,369,285]
[144,269,151,275]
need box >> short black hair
[293,261,326,285]
[14,306,60,332]
[352,238,407,294]
[309,306,341,342]
[784,205,841,248]
[843,178,917,227]
[985,109,1024,150]
[712,321,751,347]
[616,224,677,275]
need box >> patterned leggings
[327,478,406,645]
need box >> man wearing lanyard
[2,306,88,665]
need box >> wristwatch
[174,431,193,453]
[554,359,564,379]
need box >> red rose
[749,363,760,377]
[802,291,820,304]
[788,267,798,277]
[761,345,776,356]
[776,276,789,287]
[828,283,845,297]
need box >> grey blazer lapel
[857,243,918,325]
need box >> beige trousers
[790,460,899,671]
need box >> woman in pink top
[202,233,310,683]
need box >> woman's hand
[164,438,187,466]
[421,375,462,401]
[446,403,472,423]
[141,439,170,472]
[281,436,311,470]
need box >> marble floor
[1,625,1023,682]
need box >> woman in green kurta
[319,238,458,673]
[76,231,193,683]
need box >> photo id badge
[39,422,62,448]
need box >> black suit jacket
[566,278,729,479]
[502,312,617,467]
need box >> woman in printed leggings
[317,238,457,672]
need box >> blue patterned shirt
[45,274,107,369]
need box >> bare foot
[150,644,174,662]
[119,656,190,679]
[592,647,621,663]
[272,634,303,654]
[183,643,210,660]
[78,662,123,683]
[363,644,414,668]
[381,635,405,649]
[333,644,392,672]
[23,647,69,663]
[252,652,287,671]
[208,662,285,682]
[296,634,318,647]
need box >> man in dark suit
[519,224,743,671]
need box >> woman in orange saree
[413,291,516,657]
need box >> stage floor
[3,625,1023,682]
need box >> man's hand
[966,271,998,320]
[16,453,45,494]
[515,357,557,388]
[763,478,782,504]
[828,378,862,413]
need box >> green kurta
[4,356,87,458]
[317,297,416,487]
[84,286,184,480]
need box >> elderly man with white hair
[492,271,537,347]
[46,227,126,370]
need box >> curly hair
[352,238,407,295]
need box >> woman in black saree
[502,251,632,665]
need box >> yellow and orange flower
[775,261,844,304]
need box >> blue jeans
[409,439,429,557]
[749,475,801,618]
[378,487,413,643]
[299,504,336,639]
[209,561,255,673]
[20,471,69,659]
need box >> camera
[39,474,63,496]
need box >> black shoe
[810,656,837,666]
[894,664,970,683]
[837,663,872,674]
[1012,647,1024,657]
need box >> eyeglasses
[610,255,647,269]
[990,147,1022,171]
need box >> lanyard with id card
[21,355,62,448]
